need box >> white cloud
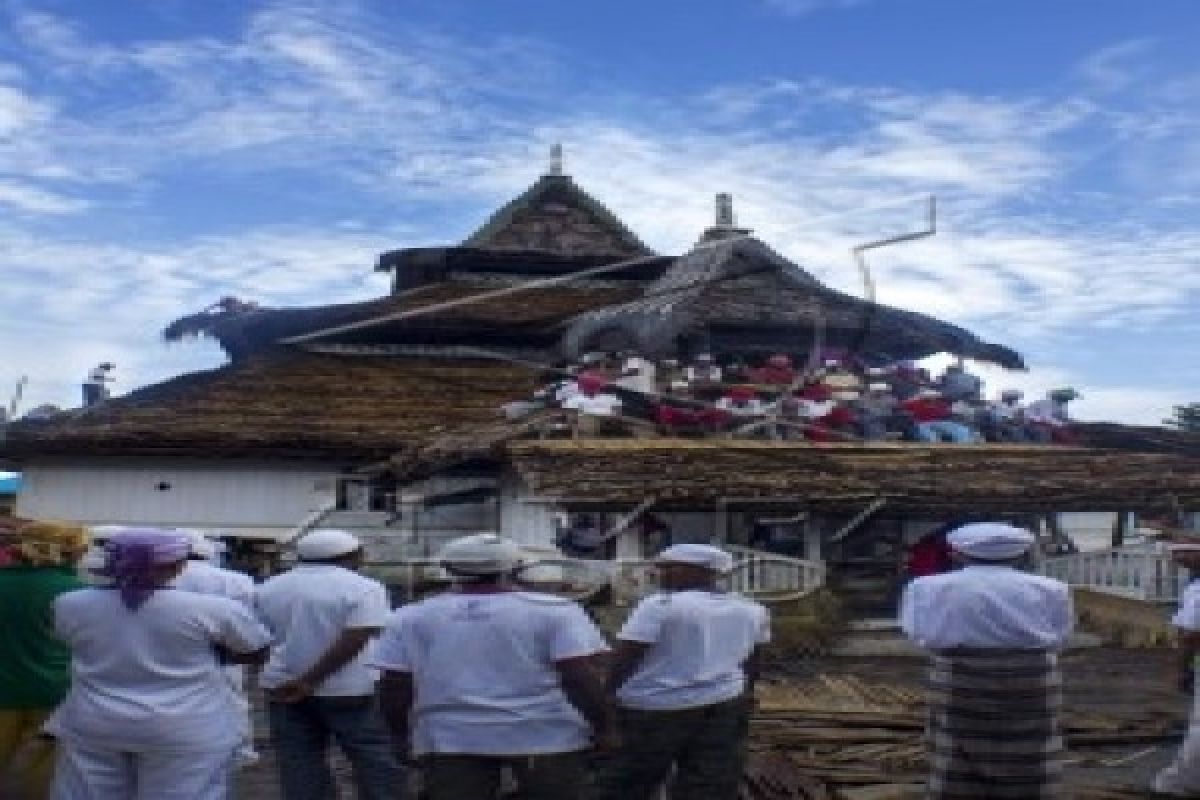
[0,182,86,213]
[762,0,873,16]
[1075,38,1157,93]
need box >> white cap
[439,533,521,576]
[655,543,735,573]
[867,383,890,392]
[947,523,1034,561]
[296,529,362,561]
[176,528,217,560]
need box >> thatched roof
[163,280,642,360]
[462,174,653,259]
[1,353,540,462]
[499,439,1200,514]
[563,237,1025,368]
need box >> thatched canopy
[498,439,1200,514]
[163,279,643,360]
[463,173,653,259]
[563,237,1024,368]
[1,353,540,462]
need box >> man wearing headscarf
[900,523,1074,800]
[0,521,85,800]
[46,529,272,800]
[596,544,770,800]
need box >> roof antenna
[548,143,564,176]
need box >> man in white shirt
[563,372,623,417]
[372,534,609,800]
[172,529,259,765]
[597,544,769,800]
[1154,544,1200,796]
[255,529,401,800]
[899,523,1073,800]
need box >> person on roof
[902,389,979,443]
[900,523,1073,800]
[749,354,796,386]
[938,360,983,402]
[255,530,401,800]
[81,363,114,408]
[171,529,259,767]
[0,521,85,800]
[715,385,764,416]
[562,372,622,417]
[1154,544,1200,796]
[683,353,722,385]
[1024,389,1080,444]
[597,544,770,800]
[47,529,272,800]
[373,534,609,800]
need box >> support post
[1112,511,1131,549]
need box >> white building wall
[17,460,339,535]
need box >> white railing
[1040,548,1189,603]
[725,545,827,597]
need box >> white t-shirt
[563,393,622,417]
[174,560,255,608]
[368,591,608,756]
[48,588,272,753]
[616,357,657,394]
[1173,582,1200,631]
[899,565,1074,651]
[255,565,391,696]
[616,590,770,711]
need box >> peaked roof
[563,236,1025,368]
[462,174,653,259]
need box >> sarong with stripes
[925,648,1063,800]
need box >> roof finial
[548,143,564,176]
[715,192,735,228]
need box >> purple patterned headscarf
[101,529,190,610]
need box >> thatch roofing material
[463,174,653,259]
[2,353,540,461]
[164,281,640,359]
[563,237,1025,368]
[503,440,1200,513]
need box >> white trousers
[1157,688,1200,796]
[50,741,235,800]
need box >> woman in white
[47,529,272,800]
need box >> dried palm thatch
[162,281,640,359]
[2,353,541,461]
[563,237,1025,368]
[501,439,1200,513]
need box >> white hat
[296,529,362,561]
[176,528,217,560]
[947,523,1034,561]
[655,543,735,573]
[439,533,521,576]
[867,382,890,392]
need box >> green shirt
[0,566,83,708]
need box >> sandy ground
[234,647,1188,799]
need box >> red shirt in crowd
[901,397,951,422]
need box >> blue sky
[0,0,1198,424]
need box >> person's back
[256,563,387,695]
[176,558,254,607]
[51,587,265,751]
[617,590,767,711]
[383,591,603,755]
[901,566,1071,651]
[0,565,81,712]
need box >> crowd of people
[5,516,1200,799]
[506,350,1082,444]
